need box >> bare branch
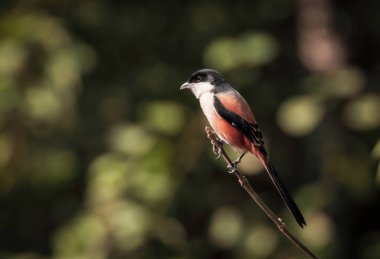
[205,126,319,259]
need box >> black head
[187,69,226,86]
[180,69,231,98]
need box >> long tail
[254,146,306,228]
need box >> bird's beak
[180,82,191,90]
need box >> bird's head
[180,69,228,98]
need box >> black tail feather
[258,154,306,227]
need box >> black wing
[213,96,264,146]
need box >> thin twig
[205,126,319,259]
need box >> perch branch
[205,126,319,259]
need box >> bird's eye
[194,75,203,82]
[189,73,205,83]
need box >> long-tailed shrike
[180,69,306,227]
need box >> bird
[180,68,306,228]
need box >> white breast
[198,92,229,143]
[199,92,216,124]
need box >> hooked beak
[180,82,192,90]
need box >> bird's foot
[227,152,246,174]
[205,126,224,159]
[212,137,224,159]
[227,164,237,174]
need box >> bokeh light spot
[132,166,173,204]
[323,67,365,98]
[0,40,26,75]
[243,225,278,258]
[155,218,187,248]
[208,206,243,248]
[343,94,380,130]
[299,211,335,249]
[277,95,325,136]
[25,86,63,122]
[138,101,185,135]
[304,67,365,99]
[238,153,262,175]
[204,32,278,72]
[53,212,106,259]
[204,38,237,71]
[110,200,152,252]
[88,154,129,204]
[108,124,155,156]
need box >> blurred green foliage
[0,1,379,259]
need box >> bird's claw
[213,146,221,159]
[227,159,240,174]
[227,152,246,174]
[227,164,237,174]
[211,138,223,159]
[206,126,224,159]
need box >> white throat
[190,82,214,99]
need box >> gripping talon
[212,139,223,159]
[213,145,221,159]
[227,164,237,174]
[205,126,224,159]
[227,152,246,174]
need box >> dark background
[0,0,379,258]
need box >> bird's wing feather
[213,95,264,146]
[215,91,255,123]
[214,95,306,227]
